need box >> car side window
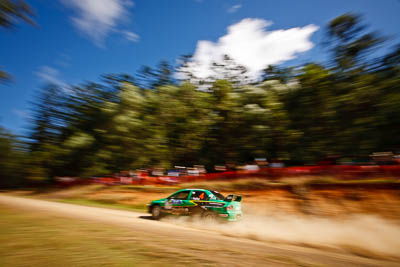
[170,191,190,200]
[190,190,209,201]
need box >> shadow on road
[139,215,154,220]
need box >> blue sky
[1,0,400,135]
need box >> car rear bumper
[218,211,242,221]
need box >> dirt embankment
[30,179,400,221]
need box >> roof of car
[183,188,209,191]
[173,188,213,193]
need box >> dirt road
[0,194,398,266]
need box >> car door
[190,190,225,210]
[189,190,213,210]
[190,190,209,202]
[167,190,192,215]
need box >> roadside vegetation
[1,12,399,188]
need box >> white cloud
[182,18,319,80]
[36,66,68,88]
[123,30,140,42]
[227,4,242,13]
[61,0,135,45]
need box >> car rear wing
[224,194,242,202]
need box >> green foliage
[0,128,27,187]
[0,0,34,28]
[326,13,384,71]
[1,13,399,185]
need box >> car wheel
[152,205,162,220]
[201,210,217,222]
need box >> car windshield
[210,190,224,200]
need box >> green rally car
[148,189,242,221]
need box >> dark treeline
[1,13,400,186]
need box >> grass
[178,178,287,191]
[0,204,216,267]
[56,198,148,212]
[117,184,179,193]
[178,176,400,191]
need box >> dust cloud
[164,212,400,258]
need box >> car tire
[151,205,162,220]
[201,210,217,222]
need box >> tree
[176,54,250,89]
[262,65,295,83]
[30,84,65,151]
[28,84,68,180]
[0,127,27,187]
[136,60,174,89]
[21,12,400,181]
[326,13,384,72]
[0,0,34,28]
